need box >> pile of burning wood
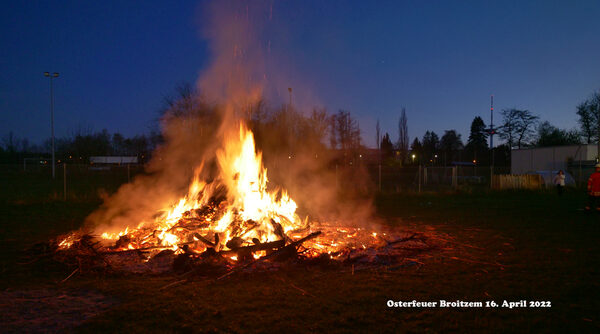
[51,207,435,277]
[47,125,437,278]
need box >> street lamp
[44,72,59,178]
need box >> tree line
[0,128,160,164]
[377,91,600,167]
[2,84,599,167]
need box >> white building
[90,156,138,164]
[511,144,598,185]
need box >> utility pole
[487,95,496,187]
[44,72,59,179]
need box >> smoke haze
[84,0,376,236]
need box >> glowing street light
[44,72,59,178]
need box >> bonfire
[53,123,433,277]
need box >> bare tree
[576,93,600,145]
[1,131,17,153]
[498,108,518,148]
[515,110,539,149]
[499,108,539,149]
[329,115,337,149]
[306,107,330,145]
[333,110,361,151]
[397,108,409,163]
[162,82,198,118]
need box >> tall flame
[96,123,304,252]
[217,125,301,233]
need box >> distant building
[90,156,138,164]
[511,144,598,175]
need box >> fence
[361,164,511,192]
[3,161,555,202]
[491,174,544,190]
[0,163,144,201]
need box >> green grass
[0,170,599,333]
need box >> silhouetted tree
[410,137,422,164]
[440,130,464,165]
[112,133,125,155]
[380,133,394,160]
[1,131,18,153]
[536,121,581,147]
[161,82,203,118]
[466,116,488,163]
[397,108,409,163]
[422,131,439,163]
[499,108,539,149]
[330,110,361,151]
[575,92,600,144]
[306,108,330,145]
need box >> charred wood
[193,233,215,247]
[218,239,285,255]
[217,231,322,280]
[225,237,245,250]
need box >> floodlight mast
[44,72,59,178]
[487,95,496,187]
[490,95,494,165]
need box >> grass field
[0,169,599,333]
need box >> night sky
[2,0,600,148]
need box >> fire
[217,126,302,234]
[59,123,386,260]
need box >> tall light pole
[487,95,497,187]
[44,72,59,178]
[489,95,495,162]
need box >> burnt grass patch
[1,186,599,332]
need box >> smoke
[84,0,376,235]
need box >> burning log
[273,231,322,261]
[168,218,210,232]
[238,219,260,237]
[386,233,418,246]
[219,239,285,255]
[225,237,245,250]
[217,231,322,280]
[270,219,291,243]
[214,233,221,251]
[289,231,322,246]
[193,233,215,247]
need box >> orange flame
[89,124,304,251]
[60,123,384,257]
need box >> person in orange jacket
[585,163,600,212]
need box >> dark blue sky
[2,0,599,148]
